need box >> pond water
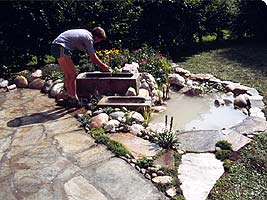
[150,92,247,131]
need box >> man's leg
[57,56,78,100]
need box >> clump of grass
[95,135,131,157]
[90,128,105,138]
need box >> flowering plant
[96,46,173,85]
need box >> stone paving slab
[177,130,223,152]
[178,153,224,200]
[74,145,114,168]
[230,116,267,135]
[80,157,167,200]
[108,132,161,159]
[221,129,252,151]
[64,176,108,200]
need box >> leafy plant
[78,114,91,130]
[223,159,233,171]
[137,157,154,169]
[143,107,152,127]
[215,150,232,161]
[156,115,179,150]
[41,64,63,81]
[216,140,232,150]
[161,57,172,99]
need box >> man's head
[92,27,106,43]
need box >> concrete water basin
[97,96,151,112]
[77,72,140,97]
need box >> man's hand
[90,53,110,72]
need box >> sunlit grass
[177,42,267,115]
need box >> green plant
[78,114,91,130]
[26,55,38,66]
[161,58,172,99]
[101,106,115,115]
[223,159,233,171]
[143,107,152,127]
[173,195,186,200]
[216,140,232,150]
[137,157,154,169]
[90,128,105,138]
[156,116,179,150]
[95,135,131,157]
[41,64,64,81]
[215,150,232,161]
[44,55,55,64]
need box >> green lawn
[175,41,267,200]
[176,41,267,115]
[208,133,267,200]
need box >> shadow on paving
[7,107,79,127]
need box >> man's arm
[89,53,110,71]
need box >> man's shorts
[51,44,72,59]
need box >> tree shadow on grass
[7,107,79,127]
[172,39,267,73]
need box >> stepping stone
[176,130,224,152]
[108,133,161,159]
[178,153,224,200]
[230,116,267,136]
[81,157,167,200]
[221,129,252,151]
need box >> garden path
[0,89,167,200]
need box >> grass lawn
[175,40,267,200]
[175,40,267,116]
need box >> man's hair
[92,27,106,40]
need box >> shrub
[216,140,232,150]
[41,64,63,81]
[215,150,232,161]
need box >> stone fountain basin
[77,72,140,97]
[97,96,151,112]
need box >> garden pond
[150,91,247,131]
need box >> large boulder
[28,69,42,82]
[169,73,186,87]
[14,76,28,88]
[50,83,64,98]
[90,113,109,128]
[28,78,45,89]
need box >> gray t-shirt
[52,29,95,54]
